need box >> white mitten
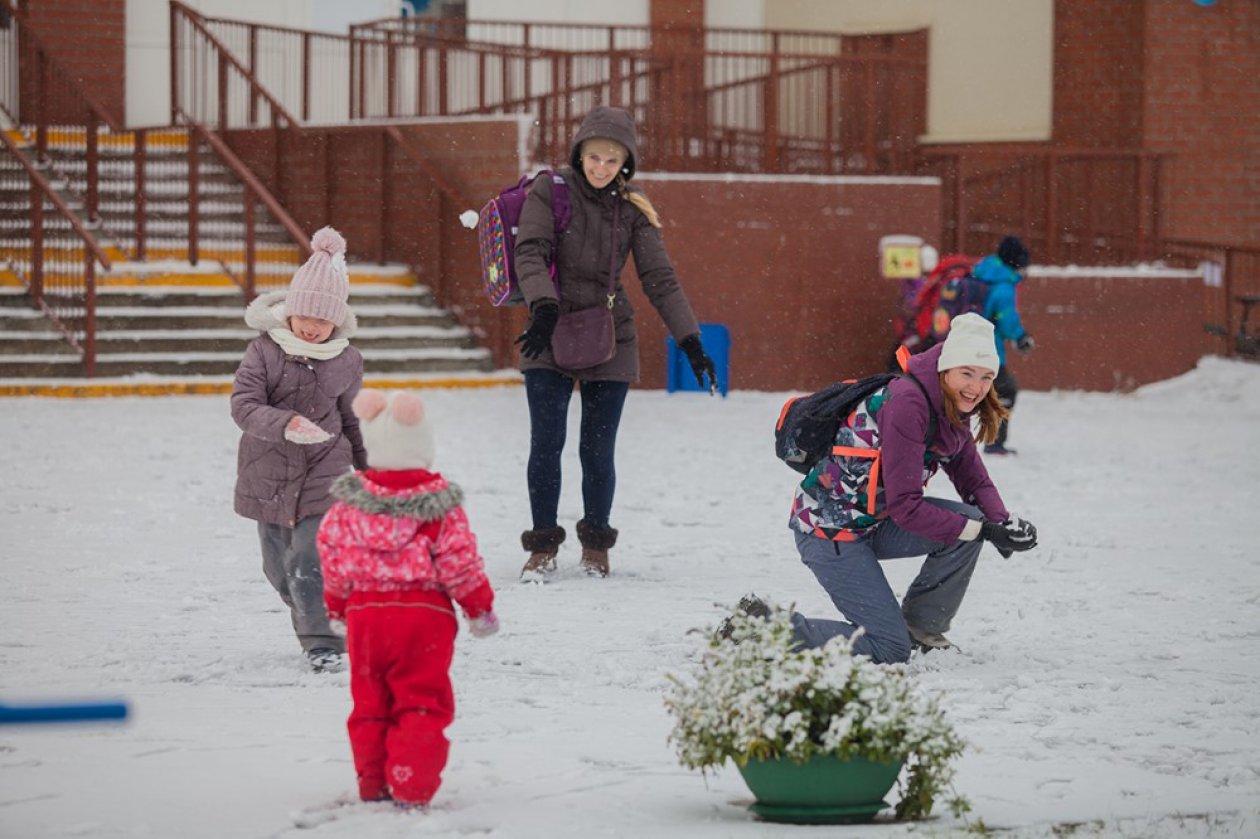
[468,612,500,638]
[284,415,332,445]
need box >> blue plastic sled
[0,700,129,725]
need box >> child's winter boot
[520,526,566,579]
[576,519,617,578]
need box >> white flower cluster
[663,604,967,820]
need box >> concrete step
[0,346,496,378]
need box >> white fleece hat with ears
[938,312,1000,373]
[352,389,435,470]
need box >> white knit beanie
[937,312,1000,373]
[353,389,435,471]
[287,227,350,325]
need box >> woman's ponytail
[616,174,661,228]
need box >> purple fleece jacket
[881,344,1009,542]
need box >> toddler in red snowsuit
[317,388,498,807]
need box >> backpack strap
[900,372,938,446]
[892,344,937,446]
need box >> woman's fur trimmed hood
[330,472,463,521]
[245,290,358,338]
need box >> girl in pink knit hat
[230,226,368,673]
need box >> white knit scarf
[268,327,349,360]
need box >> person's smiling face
[581,139,627,190]
[942,364,996,413]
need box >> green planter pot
[736,753,904,825]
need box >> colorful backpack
[774,348,937,475]
[926,261,989,344]
[476,170,571,306]
[898,254,980,348]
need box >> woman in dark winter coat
[751,314,1039,664]
[231,227,368,672]
[512,105,717,580]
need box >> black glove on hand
[1016,334,1035,353]
[981,516,1038,557]
[515,302,559,359]
[679,334,718,394]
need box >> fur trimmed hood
[330,472,463,521]
[245,290,359,338]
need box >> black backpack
[774,370,936,475]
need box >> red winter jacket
[316,469,494,621]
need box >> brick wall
[1012,268,1210,392]
[1054,0,1260,246]
[1142,0,1260,245]
[629,174,941,391]
[1053,0,1145,148]
[20,0,127,124]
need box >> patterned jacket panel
[790,344,1008,543]
[316,471,494,620]
[789,387,939,538]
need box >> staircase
[0,126,507,392]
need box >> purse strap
[603,197,621,310]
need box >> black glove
[1016,334,1035,353]
[679,334,718,394]
[515,302,559,359]
[981,517,1038,557]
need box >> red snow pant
[344,589,458,805]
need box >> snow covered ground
[4,357,1259,838]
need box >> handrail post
[35,49,48,165]
[244,192,256,300]
[30,181,43,305]
[438,43,448,113]
[219,51,230,128]
[170,2,180,124]
[379,131,389,262]
[387,33,398,118]
[135,129,147,260]
[248,24,259,125]
[188,137,200,265]
[302,31,311,121]
[85,113,99,225]
[763,36,780,172]
[83,252,97,377]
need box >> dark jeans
[524,369,630,530]
[993,365,1019,447]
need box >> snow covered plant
[663,606,969,821]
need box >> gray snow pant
[790,498,983,664]
[258,515,344,654]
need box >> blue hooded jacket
[970,255,1027,365]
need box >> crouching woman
[787,313,1038,663]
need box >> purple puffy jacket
[231,291,368,528]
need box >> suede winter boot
[576,519,618,578]
[520,526,566,579]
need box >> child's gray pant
[790,498,983,664]
[258,515,344,654]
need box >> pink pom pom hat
[287,226,351,325]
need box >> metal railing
[0,131,110,376]
[186,12,926,177]
[0,3,117,375]
[1162,239,1260,360]
[916,145,1168,266]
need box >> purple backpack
[476,170,571,306]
